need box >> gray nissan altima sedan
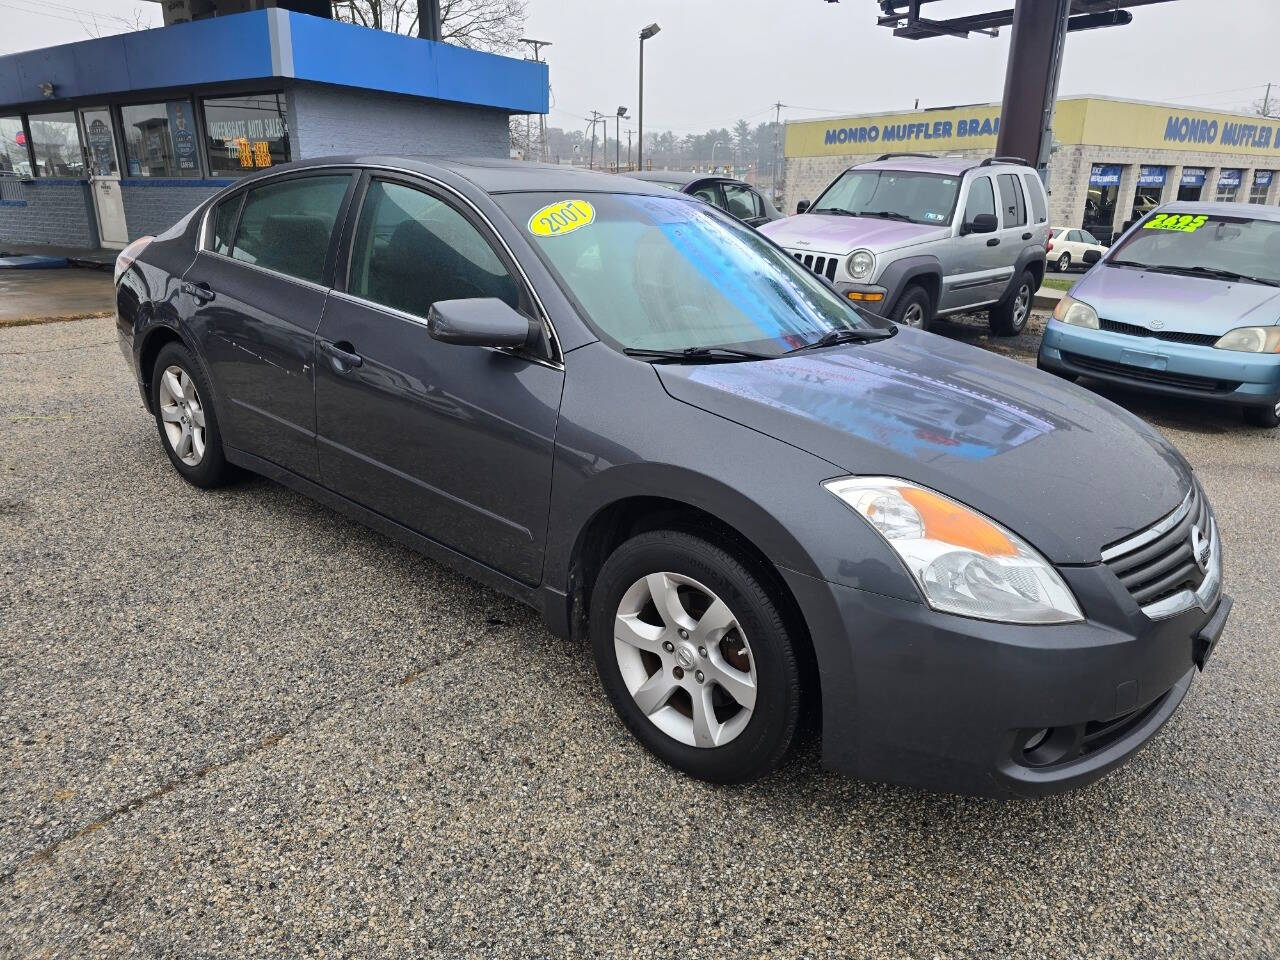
[114,157,1231,797]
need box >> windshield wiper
[861,210,916,223]
[809,207,858,216]
[784,326,897,355]
[1145,264,1280,287]
[623,346,773,364]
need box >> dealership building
[784,96,1280,242]
[0,7,546,250]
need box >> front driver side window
[348,179,520,319]
[963,176,996,225]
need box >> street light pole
[615,107,629,173]
[711,139,724,173]
[637,23,660,172]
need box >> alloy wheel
[158,364,207,467]
[1057,254,1071,271]
[1013,284,1031,329]
[902,302,926,327]
[613,571,757,748]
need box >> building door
[79,107,128,248]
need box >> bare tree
[332,0,527,53]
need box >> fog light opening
[1023,728,1050,752]
[1018,725,1075,767]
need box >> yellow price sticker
[1143,213,1208,233]
[528,199,595,237]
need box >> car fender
[877,255,943,313]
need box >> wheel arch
[878,255,943,314]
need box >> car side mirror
[796,199,810,214]
[962,213,998,235]
[1082,249,1102,265]
[427,298,541,350]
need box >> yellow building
[783,96,1280,241]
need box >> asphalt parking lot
[2,305,1278,958]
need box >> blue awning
[0,10,548,115]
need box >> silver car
[761,154,1051,335]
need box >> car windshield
[499,192,889,356]
[1108,213,1280,284]
[810,169,961,226]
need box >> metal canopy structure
[873,0,1180,177]
[876,0,1176,39]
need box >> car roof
[629,170,748,188]
[1155,200,1280,223]
[241,155,682,197]
[847,155,1027,176]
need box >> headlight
[824,477,1083,624]
[1051,295,1098,329]
[1214,326,1280,353]
[847,249,875,282]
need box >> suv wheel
[150,342,233,488]
[891,285,933,330]
[1057,252,1071,272]
[990,271,1034,336]
[1244,400,1280,429]
[590,530,803,784]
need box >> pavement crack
[0,639,480,886]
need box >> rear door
[314,173,563,585]
[183,171,356,480]
[940,174,1007,311]
[722,181,768,227]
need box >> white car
[1049,227,1107,272]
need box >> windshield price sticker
[1144,213,1208,233]
[529,199,596,237]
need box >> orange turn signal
[846,291,884,302]
[900,487,1018,557]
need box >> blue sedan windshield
[1110,213,1280,284]
[499,192,886,355]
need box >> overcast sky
[3,0,1276,134]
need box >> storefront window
[1084,164,1123,242]
[1216,170,1242,203]
[0,116,30,177]
[1132,166,1166,219]
[121,101,201,178]
[28,111,85,178]
[1178,168,1206,202]
[202,94,289,177]
[1249,171,1272,205]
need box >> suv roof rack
[980,155,1029,166]
[875,152,938,161]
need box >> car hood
[759,213,946,254]
[656,329,1192,564]
[1076,263,1280,333]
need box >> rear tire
[1056,253,1071,272]
[1243,400,1280,429]
[891,284,933,331]
[990,270,1035,336]
[590,530,803,784]
[150,342,233,488]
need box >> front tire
[150,341,232,488]
[891,284,933,331]
[1056,253,1071,272]
[1244,400,1280,429]
[990,270,1035,336]
[590,530,803,784]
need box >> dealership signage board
[787,97,1280,160]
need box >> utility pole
[1264,82,1274,118]
[588,111,606,170]
[519,38,552,162]
[627,130,632,171]
[772,101,783,204]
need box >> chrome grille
[1101,483,1220,619]
[791,251,838,281]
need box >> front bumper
[1039,319,1280,407]
[783,562,1230,798]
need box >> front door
[80,108,128,248]
[314,174,564,585]
[940,174,1008,311]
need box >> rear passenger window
[1023,172,1048,223]
[209,196,241,255]
[347,178,519,318]
[964,176,996,223]
[997,173,1027,227]
[230,175,350,284]
[722,182,762,220]
[690,183,722,208]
